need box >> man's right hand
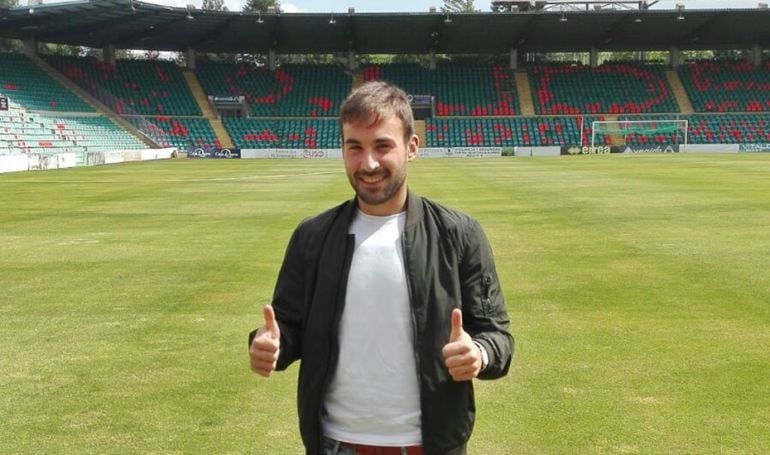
[249,305,281,377]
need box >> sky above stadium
[142,0,766,14]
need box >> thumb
[263,305,280,339]
[449,308,463,342]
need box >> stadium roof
[1,0,769,54]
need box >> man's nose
[361,150,379,172]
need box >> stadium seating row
[615,113,770,145]
[0,106,145,155]
[426,116,596,147]
[196,62,350,117]
[424,114,770,148]
[363,63,519,116]
[0,53,94,113]
[678,60,770,113]
[528,62,679,115]
[224,118,340,149]
[46,55,202,117]
[3,52,770,153]
[123,116,218,150]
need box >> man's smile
[358,172,388,184]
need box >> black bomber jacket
[250,189,514,454]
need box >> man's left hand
[441,308,482,382]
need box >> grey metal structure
[0,0,768,54]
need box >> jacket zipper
[401,231,423,406]
[317,234,356,444]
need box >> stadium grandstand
[1,0,769,170]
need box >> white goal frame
[591,119,689,151]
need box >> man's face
[342,114,418,216]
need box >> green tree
[202,0,227,11]
[0,0,19,50]
[441,0,477,13]
[41,43,83,57]
[242,0,279,13]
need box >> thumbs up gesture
[441,308,483,382]
[249,305,281,377]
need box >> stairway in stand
[514,70,535,116]
[665,70,694,114]
[183,70,233,148]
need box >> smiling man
[249,81,514,455]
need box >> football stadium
[1,0,769,453]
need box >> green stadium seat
[614,113,770,145]
[363,63,519,116]
[125,116,218,150]
[0,99,145,156]
[425,116,585,147]
[528,62,678,115]
[0,53,94,113]
[46,55,201,117]
[224,118,339,149]
[678,60,770,113]
[196,62,350,118]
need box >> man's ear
[407,134,419,161]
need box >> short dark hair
[339,81,414,143]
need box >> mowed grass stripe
[0,154,768,454]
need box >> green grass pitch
[1,154,769,453]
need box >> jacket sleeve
[259,225,308,370]
[458,218,514,380]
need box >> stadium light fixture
[559,13,567,22]
[329,13,336,24]
[256,12,264,23]
[186,4,194,20]
[444,12,452,23]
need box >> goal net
[591,119,689,151]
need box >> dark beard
[352,167,406,207]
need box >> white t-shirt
[322,209,422,446]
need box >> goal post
[591,119,689,151]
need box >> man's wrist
[473,341,489,372]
